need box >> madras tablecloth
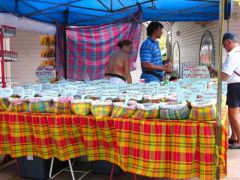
[0,111,227,180]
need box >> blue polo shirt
[140,37,164,83]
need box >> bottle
[139,79,145,84]
[162,74,170,85]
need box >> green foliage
[162,55,167,61]
[158,32,166,51]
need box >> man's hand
[207,65,214,73]
[167,58,173,63]
[163,63,172,73]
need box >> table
[0,111,227,180]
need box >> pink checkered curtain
[56,23,66,78]
[66,12,142,81]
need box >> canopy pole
[216,0,225,179]
[96,0,111,11]
[63,8,69,80]
[15,0,19,14]
[110,0,113,11]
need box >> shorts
[226,83,240,108]
[105,77,126,84]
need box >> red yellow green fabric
[189,106,216,121]
[111,106,135,118]
[71,103,91,115]
[28,101,52,113]
[0,98,10,111]
[90,105,112,120]
[51,102,71,114]
[0,110,227,179]
[8,102,28,112]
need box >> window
[199,31,215,66]
[172,41,180,77]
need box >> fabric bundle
[131,103,159,119]
[51,97,73,114]
[0,98,10,111]
[111,101,137,118]
[159,101,190,120]
[8,98,28,112]
[90,100,113,120]
[189,101,216,121]
[28,97,52,113]
[71,99,92,115]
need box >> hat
[222,32,238,43]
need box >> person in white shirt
[208,32,240,149]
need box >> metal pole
[110,0,112,11]
[0,31,6,88]
[216,0,225,179]
[63,8,69,80]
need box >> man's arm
[140,45,172,73]
[142,62,172,73]
[208,66,230,81]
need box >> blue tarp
[0,0,232,26]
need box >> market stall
[0,1,233,180]
[0,75,228,179]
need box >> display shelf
[0,25,17,88]
[0,50,17,61]
[37,35,56,83]
[0,25,16,38]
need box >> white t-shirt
[222,45,240,84]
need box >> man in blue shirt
[140,22,172,83]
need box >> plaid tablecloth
[0,111,227,179]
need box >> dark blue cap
[222,32,238,43]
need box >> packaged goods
[28,97,52,113]
[132,103,159,119]
[159,101,190,120]
[0,98,10,111]
[8,98,28,112]
[90,100,113,120]
[51,97,73,114]
[111,101,137,118]
[189,101,216,121]
[71,99,92,115]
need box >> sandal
[229,143,240,149]
[228,139,237,144]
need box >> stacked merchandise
[36,35,56,83]
[40,35,55,59]
[0,77,226,121]
[0,25,17,88]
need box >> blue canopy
[0,0,232,26]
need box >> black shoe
[229,143,240,149]
[228,139,237,144]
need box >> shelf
[0,25,16,38]
[0,25,17,88]
[0,50,18,62]
[1,59,18,62]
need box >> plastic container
[18,156,67,180]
